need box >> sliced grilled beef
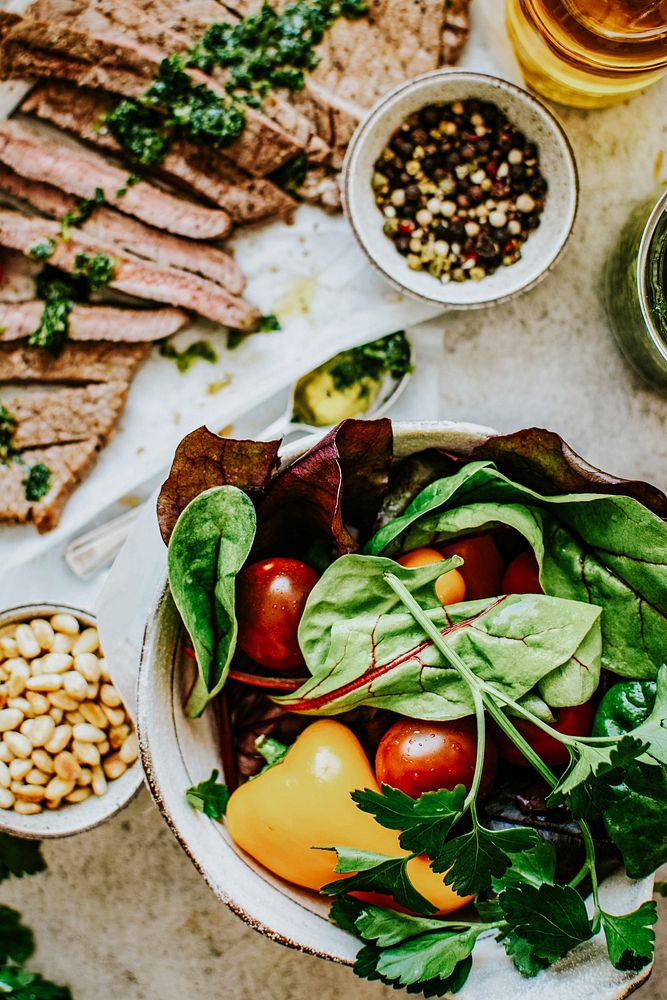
[0,163,246,293]
[0,341,150,383]
[0,437,100,532]
[0,120,232,240]
[0,12,305,176]
[0,208,259,330]
[7,381,129,449]
[0,249,39,303]
[0,301,188,343]
[21,83,297,225]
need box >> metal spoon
[64,334,414,579]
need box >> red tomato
[375,718,497,799]
[495,701,594,768]
[235,558,319,671]
[438,534,504,600]
[502,550,542,595]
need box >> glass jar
[605,190,667,391]
[505,0,667,108]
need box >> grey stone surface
[2,77,667,1000]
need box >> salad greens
[185,769,229,818]
[365,460,667,680]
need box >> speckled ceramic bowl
[137,423,653,998]
[343,71,579,309]
[0,603,143,839]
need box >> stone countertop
[2,74,667,1000]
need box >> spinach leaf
[366,460,667,682]
[167,485,256,716]
[278,555,602,719]
[602,762,667,878]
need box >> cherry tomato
[438,534,504,601]
[495,701,594,768]
[397,547,444,568]
[236,558,319,671]
[375,718,497,799]
[397,548,466,605]
[502,549,542,595]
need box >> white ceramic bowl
[137,422,652,998]
[343,71,579,309]
[0,603,143,839]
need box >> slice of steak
[0,301,188,343]
[0,437,101,532]
[0,13,305,176]
[0,163,246,293]
[0,209,259,330]
[0,341,150,383]
[21,83,297,225]
[0,249,39,303]
[7,381,129,449]
[0,120,232,240]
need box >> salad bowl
[137,421,658,999]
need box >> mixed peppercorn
[372,98,548,282]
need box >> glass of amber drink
[506,0,667,108]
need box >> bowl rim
[0,601,143,840]
[342,68,580,310]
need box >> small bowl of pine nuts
[0,603,142,839]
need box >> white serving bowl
[342,70,578,309]
[0,603,143,839]
[137,422,652,998]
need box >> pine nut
[4,657,29,676]
[54,751,81,782]
[45,798,61,810]
[66,712,85,726]
[109,724,130,750]
[91,766,107,797]
[0,708,23,732]
[119,733,138,765]
[4,731,32,758]
[9,697,34,718]
[0,687,6,710]
[98,658,111,682]
[75,653,101,683]
[101,705,125,728]
[100,684,122,708]
[29,658,44,676]
[14,783,45,803]
[49,707,64,724]
[63,672,88,701]
[72,741,100,767]
[103,753,127,780]
[26,673,62,693]
[85,683,99,701]
[72,628,99,656]
[51,633,73,654]
[98,740,110,756]
[15,624,40,659]
[0,760,10,788]
[51,614,79,636]
[30,619,55,650]
[0,743,12,763]
[72,723,105,743]
[45,775,75,800]
[42,652,73,675]
[9,758,31,780]
[8,674,26,698]
[26,692,49,715]
[45,725,72,755]
[26,769,48,786]
[48,690,79,712]
[15,800,42,815]
[78,768,92,787]
[0,637,19,658]
[66,787,91,803]
[32,749,54,774]
[0,787,14,809]
[29,716,56,748]
[79,702,108,729]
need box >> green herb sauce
[30,254,117,354]
[293,331,412,426]
[23,463,52,501]
[105,0,367,167]
[72,251,117,291]
[159,338,219,372]
[227,313,281,350]
[115,173,142,197]
[28,239,56,261]
[0,404,17,462]
[60,187,105,239]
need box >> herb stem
[568,860,590,890]
[464,682,487,812]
